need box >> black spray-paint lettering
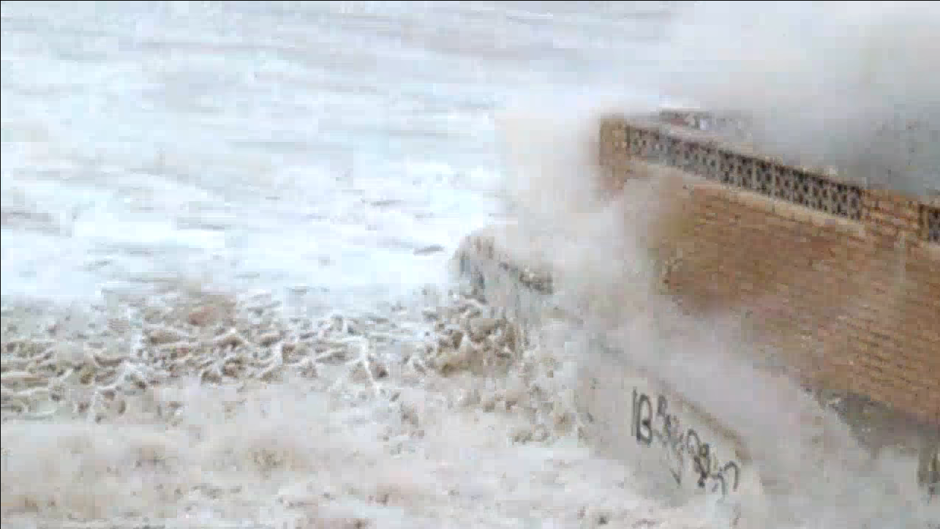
[633,389,931,499]
[927,449,939,500]
[653,393,685,485]
[630,389,741,497]
[632,389,654,445]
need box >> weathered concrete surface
[453,227,769,526]
[453,224,939,526]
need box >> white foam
[3,2,937,527]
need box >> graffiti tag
[631,389,741,497]
[921,446,939,501]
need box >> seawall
[451,110,939,519]
[598,112,940,429]
[453,227,767,525]
[453,221,938,524]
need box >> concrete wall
[454,217,938,517]
[453,230,765,525]
[598,115,940,428]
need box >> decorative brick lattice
[622,123,864,221]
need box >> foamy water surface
[0,2,696,527]
[1,0,674,306]
[3,2,936,528]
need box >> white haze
[2,2,938,529]
[497,1,939,527]
[652,1,940,194]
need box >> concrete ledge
[453,224,940,523]
[453,227,768,525]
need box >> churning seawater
[4,2,934,528]
[0,2,696,527]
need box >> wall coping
[599,112,940,245]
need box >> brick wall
[598,115,940,427]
